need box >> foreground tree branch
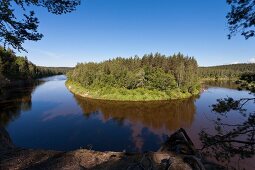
[227,0,255,39]
[0,0,80,51]
[199,96,255,167]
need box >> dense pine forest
[67,53,200,100]
[199,63,255,80]
[0,47,71,85]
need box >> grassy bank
[200,77,238,82]
[66,80,199,101]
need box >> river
[0,75,254,169]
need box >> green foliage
[237,73,255,93]
[0,46,69,83]
[199,63,255,80]
[199,97,255,168]
[227,0,255,39]
[67,53,200,100]
[0,0,80,51]
[240,72,255,83]
[67,80,194,101]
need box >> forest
[199,63,255,80]
[0,47,71,85]
[67,53,200,100]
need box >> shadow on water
[203,80,240,90]
[0,81,44,126]
[198,96,255,169]
[74,95,199,133]
[0,75,66,126]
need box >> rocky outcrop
[0,149,192,170]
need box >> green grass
[66,80,199,101]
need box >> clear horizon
[12,0,255,67]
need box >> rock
[152,152,192,170]
[169,162,192,170]
[153,152,171,164]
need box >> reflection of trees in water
[202,79,255,169]
[74,95,198,151]
[0,81,43,126]
[203,80,239,90]
[199,97,255,169]
[74,95,197,134]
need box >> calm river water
[0,75,254,169]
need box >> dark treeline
[0,81,41,126]
[240,72,255,83]
[0,47,71,84]
[199,63,255,80]
[37,66,73,76]
[237,73,255,93]
[68,53,200,100]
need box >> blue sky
[16,0,255,67]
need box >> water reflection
[1,77,254,169]
[75,95,197,132]
[203,80,240,90]
[199,97,255,169]
[0,81,43,126]
[74,95,198,151]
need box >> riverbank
[66,80,199,101]
[200,78,238,82]
[0,126,204,170]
